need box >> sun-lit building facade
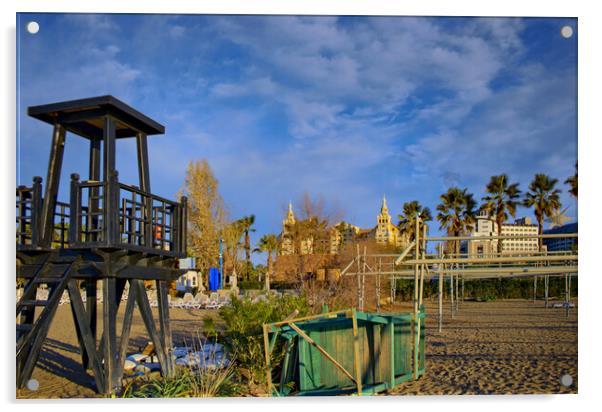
[279,195,408,256]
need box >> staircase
[16,254,80,388]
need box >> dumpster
[263,306,425,396]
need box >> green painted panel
[270,308,425,396]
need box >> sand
[16,298,577,398]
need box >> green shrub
[219,295,310,385]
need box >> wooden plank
[288,322,357,386]
[68,280,105,393]
[388,320,395,390]
[268,310,351,328]
[351,309,363,395]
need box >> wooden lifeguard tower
[16,96,188,394]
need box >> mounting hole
[26,379,39,391]
[560,25,573,39]
[560,374,573,387]
[26,21,40,34]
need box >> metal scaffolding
[342,220,578,330]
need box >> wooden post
[262,324,273,396]
[31,176,43,245]
[533,276,537,302]
[40,124,66,246]
[88,138,101,242]
[136,132,152,193]
[180,196,188,253]
[157,280,174,376]
[69,174,81,245]
[351,309,363,396]
[102,277,117,393]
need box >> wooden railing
[16,174,187,257]
[15,177,42,246]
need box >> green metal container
[263,307,425,396]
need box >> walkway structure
[341,218,578,331]
[16,96,188,394]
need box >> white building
[467,211,539,256]
[176,270,201,292]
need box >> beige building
[374,196,407,248]
[280,202,314,255]
[280,196,408,256]
[468,211,539,256]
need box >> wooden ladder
[16,254,80,388]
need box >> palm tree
[397,200,432,243]
[436,187,477,256]
[480,174,521,253]
[254,234,279,290]
[237,215,256,280]
[221,220,245,276]
[524,174,562,250]
[565,162,577,198]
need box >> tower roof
[28,95,165,140]
[380,195,389,213]
[285,201,295,224]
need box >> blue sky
[16,14,577,261]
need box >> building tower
[280,202,296,255]
[376,195,393,245]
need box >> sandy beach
[16,298,577,398]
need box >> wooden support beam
[156,280,174,376]
[40,124,66,247]
[136,132,151,192]
[84,280,97,369]
[115,281,137,383]
[131,279,168,374]
[17,279,68,388]
[102,278,118,393]
[67,280,105,393]
[88,138,101,242]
